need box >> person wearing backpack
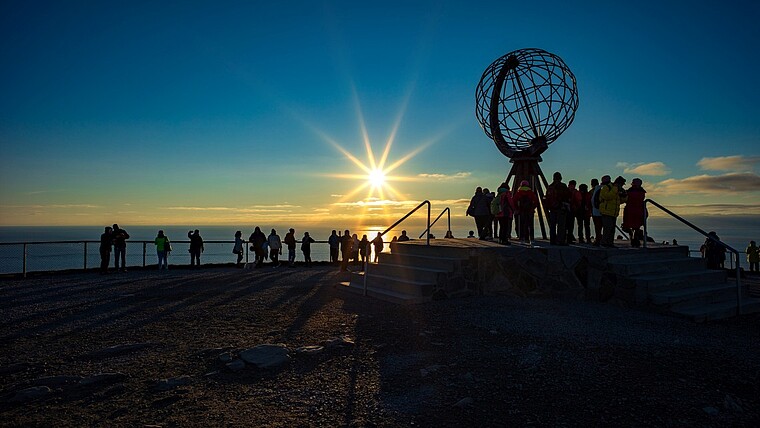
[590,178,603,246]
[600,175,628,247]
[513,180,539,244]
[545,172,570,245]
[577,183,592,244]
[467,187,491,240]
[495,185,514,245]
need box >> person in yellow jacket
[599,175,628,247]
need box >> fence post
[83,242,87,270]
[143,242,146,267]
[22,243,27,278]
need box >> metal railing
[642,198,743,315]
[0,239,366,277]
[419,207,451,239]
[364,200,432,296]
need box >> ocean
[0,216,758,274]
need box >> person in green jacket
[599,175,628,247]
[747,240,759,272]
[154,230,171,270]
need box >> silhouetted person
[351,233,360,265]
[301,232,315,267]
[444,231,454,238]
[267,229,282,267]
[484,187,495,239]
[467,230,476,238]
[704,232,726,269]
[747,240,759,272]
[99,226,113,274]
[566,180,580,243]
[328,230,339,264]
[397,230,410,242]
[284,228,297,267]
[495,185,513,245]
[155,230,170,270]
[590,178,603,245]
[576,183,592,244]
[371,232,384,262]
[359,234,369,265]
[600,176,627,247]
[188,229,204,267]
[545,172,570,245]
[340,229,352,271]
[112,224,130,272]
[467,187,491,240]
[249,227,266,268]
[514,180,539,245]
[622,178,647,247]
[233,231,245,267]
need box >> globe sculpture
[475,48,579,239]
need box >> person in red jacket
[513,180,540,245]
[576,183,592,244]
[566,180,582,244]
[622,178,647,247]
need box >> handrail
[419,207,451,239]
[365,200,431,296]
[643,198,742,315]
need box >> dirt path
[1,267,758,426]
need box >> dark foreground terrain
[1,265,759,427]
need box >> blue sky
[1,0,759,227]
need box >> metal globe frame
[475,48,579,239]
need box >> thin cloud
[652,172,760,195]
[0,204,100,209]
[417,172,472,181]
[647,203,760,217]
[616,161,670,176]
[166,206,292,213]
[697,155,760,172]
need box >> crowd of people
[97,225,415,273]
[466,172,644,248]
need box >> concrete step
[606,246,690,264]
[609,257,705,276]
[368,262,449,283]
[349,271,435,297]
[633,269,727,293]
[649,283,737,306]
[378,252,465,270]
[338,281,431,305]
[669,296,760,322]
[391,242,491,258]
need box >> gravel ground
[1,265,759,427]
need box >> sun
[368,169,386,188]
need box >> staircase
[338,241,477,304]
[606,245,760,322]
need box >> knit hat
[632,178,642,186]
[520,180,529,186]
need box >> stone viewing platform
[341,238,760,322]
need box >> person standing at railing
[746,240,758,272]
[340,229,352,272]
[267,229,282,268]
[155,230,170,270]
[112,224,130,273]
[622,178,647,248]
[284,229,297,267]
[372,232,384,262]
[99,226,113,274]
[301,232,315,267]
[249,227,266,268]
[397,230,410,242]
[359,235,369,265]
[704,232,726,269]
[328,230,340,264]
[233,231,245,267]
[187,230,204,267]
